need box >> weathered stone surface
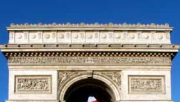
[15,76,51,93]
[8,71,57,100]
[9,30,171,44]
[7,23,172,44]
[8,57,171,66]
[1,23,178,102]
[129,76,165,94]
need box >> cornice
[2,44,176,66]
[0,44,179,52]
[3,52,174,57]
[7,23,173,31]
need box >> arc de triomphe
[0,23,179,102]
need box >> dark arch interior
[64,78,113,102]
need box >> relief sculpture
[96,71,121,87]
[8,57,171,65]
[129,76,165,94]
[15,76,51,93]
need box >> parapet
[7,23,173,44]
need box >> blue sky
[0,0,180,101]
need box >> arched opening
[64,78,114,102]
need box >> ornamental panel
[129,75,165,94]
[15,75,51,94]
[8,57,171,66]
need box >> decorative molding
[15,75,51,94]
[8,57,171,65]
[1,44,178,49]
[9,23,171,28]
[129,75,165,94]
[4,52,174,57]
[8,30,171,44]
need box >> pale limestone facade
[0,23,179,102]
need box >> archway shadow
[64,78,113,102]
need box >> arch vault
[58,72,121,102]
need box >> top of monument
[7,23,173,44]
[7,23,172,31]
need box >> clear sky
[0,0,180,102]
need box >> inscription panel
[15,75,51,94]
[129,76,165,94]
[8,57,171,65]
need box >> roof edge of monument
[6,23,173,31]
[0,44,179,52]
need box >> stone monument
[0,23,179,102]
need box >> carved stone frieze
[15,76,51,94]
[8,57,171,65]
[129,76,165,94]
